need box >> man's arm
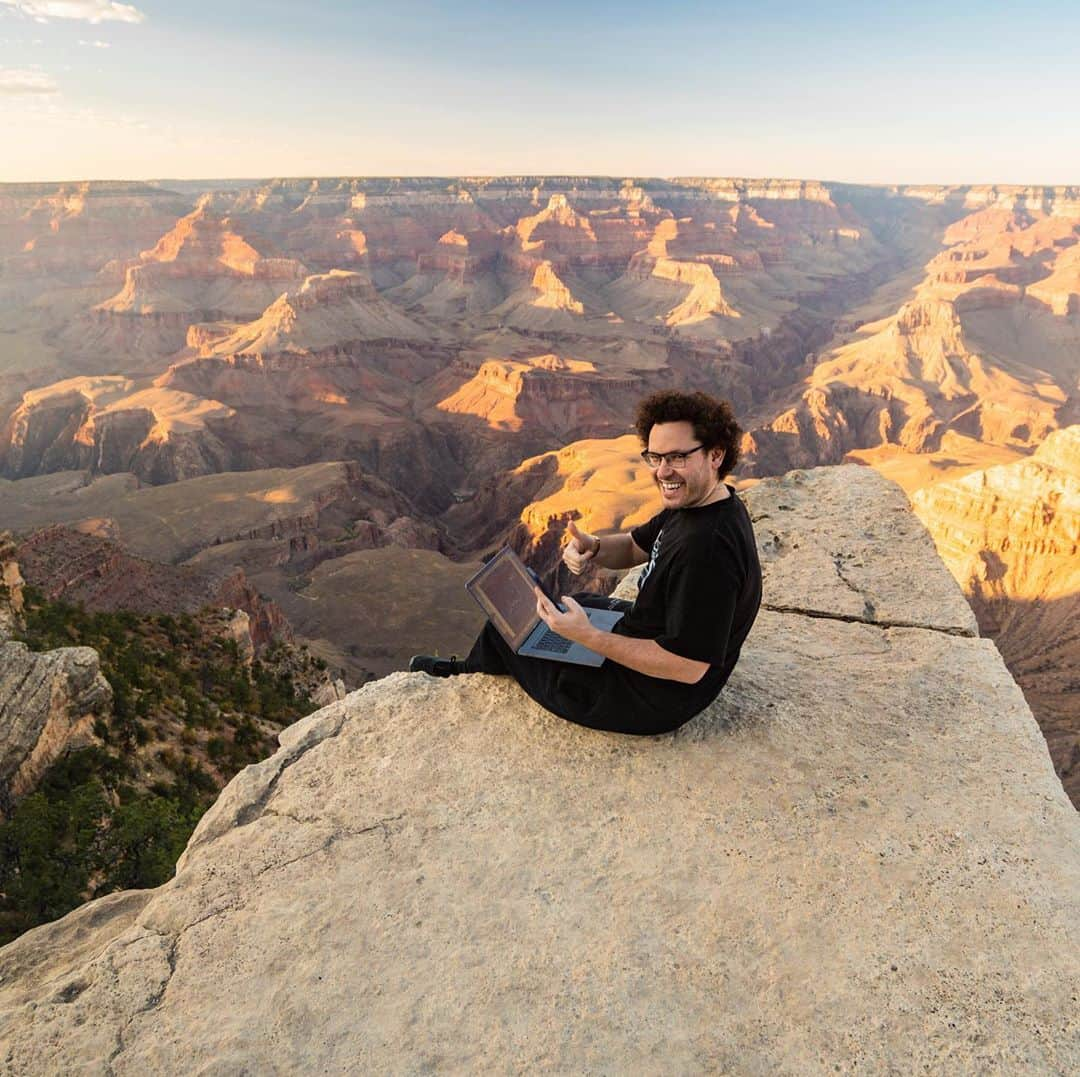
[564,520,648,574]
[534,589,709,685]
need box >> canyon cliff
[743,192,1080,479]
[911,426,1080,803]
[1,467,1075,1074]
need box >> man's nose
[656,458,676,478]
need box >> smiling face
[647,420,726,509]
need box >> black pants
[464,593,693,736]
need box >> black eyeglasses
[640,445,706,469]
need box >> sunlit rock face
[69,204,310,362]
[743,192,1080,478]
[97,203,309,317]
[442,432,660,590]
[0,182,192,277]
[911,426,1080,805]
[435,354,636,439]
[2,467,1076,1074]
[0,376,236,483]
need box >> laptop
[465,546,624,666]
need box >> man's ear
[711,447,725,469]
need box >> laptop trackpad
[520,609,624,665]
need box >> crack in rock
[252,814,406,878]
[832,553,877,621]
[102,810,407,1071]
[103,908,245,1074]
[337,813,407,856]
[232,717,348,832]
[762,602,975,637]
[104,934,178,1076]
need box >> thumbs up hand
[563,519,599,576]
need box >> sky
[0,0,1077,184]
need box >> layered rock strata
[0,461,425,567]
[13,526,294,652]
[0,182,193,277]
[911,426,1080,804]
[744,203,1080,476]
[2,467,1076,1074]
[0,377,236,483]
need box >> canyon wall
[912,426,1080,803]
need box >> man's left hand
[534,587,592,644]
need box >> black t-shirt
[615,486,762,720]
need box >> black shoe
[408,654,464,677]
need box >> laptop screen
[465,548,543,652]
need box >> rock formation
[488,261,592,330]
[96,204,308,319]
[0,533,112,816]
[434,354,636,440]
[0,534,25,640]
[0,182,192,278]
[32,203,308,367]
[1,466,1076,1074]
[13,526,293,652]
[911,426,1080,805]
[0,376,236,483]
[0,641,112,816]
[744,197,1080,478]
[188,268,435,357]
[3,536,111,815]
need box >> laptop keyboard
[532,629,574,654]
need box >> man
[410,389,762,736]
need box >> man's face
[647,420,724,509]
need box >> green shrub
[1,592,318,945]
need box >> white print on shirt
[638,529,663,588]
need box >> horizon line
[2,174,1079,190]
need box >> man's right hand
[563,519,599,576]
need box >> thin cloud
[78,38,111,47]
[0,66,58,94]
[0,1,145,24]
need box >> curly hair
[634,390,742,479]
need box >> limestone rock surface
[745,465,979,635]
[1,466,1077,1075]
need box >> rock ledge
[1,466,1077,1075]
